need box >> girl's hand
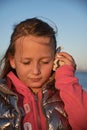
[53,52,76,71]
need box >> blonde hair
[0,17,57,78]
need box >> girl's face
[10,35,55,93]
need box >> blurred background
[0,0,87,89]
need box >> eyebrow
[21,56,52,60]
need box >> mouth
[30,78,42,82]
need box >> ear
[9,55,16,69]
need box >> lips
[30,78,42,82]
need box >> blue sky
[0,0,87,71]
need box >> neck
[30,87,42,94]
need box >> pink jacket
[55,65,87,130]
[7,65,87,130]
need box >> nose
[31,62,41,75]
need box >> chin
[29,83,42,89]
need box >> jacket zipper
[34,93,42,130]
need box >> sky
[0,0,87,71]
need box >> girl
[0,17,87,130]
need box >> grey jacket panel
[0,83,21,130]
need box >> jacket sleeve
[55,65,87,130]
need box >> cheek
[16,69,28,84]
[42,64,53,77]
[15,64,28,78]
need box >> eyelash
[22,60,50,65]
[22,62,31,65]
[42,61,49,64]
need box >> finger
[54,51,76,70]
[58,57,73,65]
[57,52,74,62]
[57,51,75,62]
[57,52,76,67]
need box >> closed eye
[22,61,31,65]
[42,61,49,64]
[41,59,51,64]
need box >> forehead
[16,35,53,45]
[14,35,55,56]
